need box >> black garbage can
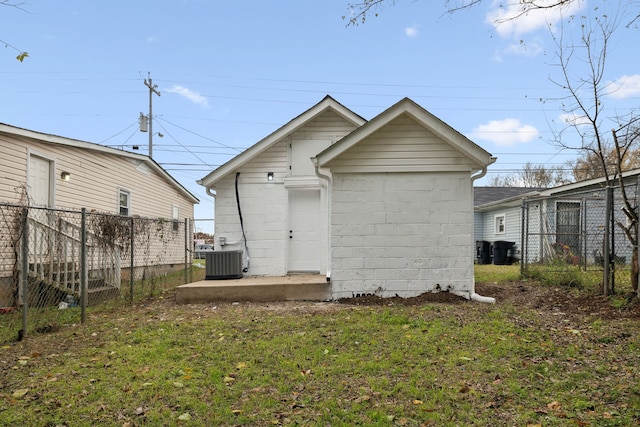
[493,241,515,265]
[476,240,492,265]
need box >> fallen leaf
[232,409,242,415]
[223,376,235,383]
[548,401,562,411]
[178,412,192,421]
[236,362,248,370]
[412,399,424,405]
[12,388,29,398]
[354,395,371,404]
[173,381,184,388]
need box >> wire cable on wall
[235,172,250,272]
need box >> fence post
[636,177,640,299]
[20,208,29,339]
[581,196,587,271]
[80,208,87,323]
[184,218,189,284]
[520,199,526,277]
[130,216,134,304]
[603,186,611,296]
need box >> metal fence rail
[0,203,194,344]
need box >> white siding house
[198,96,496,301]
[0,123,198,216]
[0,124,199,307]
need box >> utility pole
[144,72,161,158]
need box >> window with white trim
[119,189,130,216]
[495,214,505,234]
[172,205,180,232]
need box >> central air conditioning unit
[205,251,243,280]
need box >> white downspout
[470,160,497,304]
[312,157,332,283]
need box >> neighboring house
[0,123,198,217]
[198,96,496,302]
[474,186,544,263]
[0,123,199,306]
[475,169,640,266]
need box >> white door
[28,155,53,207]
[288,189,320,273]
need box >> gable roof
[314,97,495,170]
[0,123,199,204]
[198,95,366,188]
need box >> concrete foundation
[176,274,331,304]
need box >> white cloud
[486,0,586,38]
[494,38,544,62]
[165,85,210,108]
[559,113,591,127]
[470,118,539,147]
[607,74,640,99]
[404,25,418,38]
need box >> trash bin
[476,240,492,265]
[493,241,515,265]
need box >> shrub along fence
[0,203,194,344]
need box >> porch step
[176,275,331,304]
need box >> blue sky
[2,0,639,228]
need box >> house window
[172,205,180,232]
[495,214,505,234]
[119,189,130,216]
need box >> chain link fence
[522,181,639,294]
[0,203,199,344]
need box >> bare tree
[548,11,640,296]
[489,162,569,187]
[344,1,640,28]
[570,144,640,181]
[1,0,28,61]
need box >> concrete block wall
[214,176,288,276]
[330,172,474,299]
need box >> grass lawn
[1,265,639,426]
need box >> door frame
[286,187,323,274]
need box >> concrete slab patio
[176,274,331,304]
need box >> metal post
[520,199,526,276]
[581,196,587,270]
[637,177,640,298]
[80,208,87,323]
[184,218,189,284]
[20,208,29,338]
[603,186,611,296]
[130,216,135,304]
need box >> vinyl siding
[0,135,194,220]
[325,115,478,173]
[211,109,359,276]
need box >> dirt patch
[335,281,640,321]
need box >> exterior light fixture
[61,171,71,181]
[267,172,274,182]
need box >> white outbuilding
[198,96,496,302]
